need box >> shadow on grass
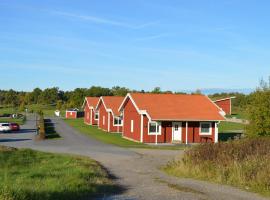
[3,183,126,200]
[44,119,61,139]
[219,132,243,142]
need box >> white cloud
[50,10,158,29]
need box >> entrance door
[172,122,182,141]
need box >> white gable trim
[118,93,152,121]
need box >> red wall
[98,102,108,131]
[84,106,91,124]
[66,111,77,119]
[123,99,141,141]
[215,99,231,115]
[182,122,215,143]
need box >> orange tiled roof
[102,96,125,116]
[129,93,225,121]
[85,97,99,108]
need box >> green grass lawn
[219,121,245,132]
[0,146,121,200]
[0,117,25,125]
[64,118,184,150]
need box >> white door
[172,122,182,141]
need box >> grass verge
[0,146,122,200]
[164,138,270,196]
[64,118,184,150]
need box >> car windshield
[2,124,9,126]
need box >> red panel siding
[98,102,108,132]
[182,122,215,143]
[84,106,91,124]
[123,99,141,141]
[66,111,77,119]
[215,99,231,115]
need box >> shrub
[165,138,270,196]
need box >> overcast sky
[0,0,269,91]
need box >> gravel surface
[0,114,268,200]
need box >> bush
[246,78,270,137]
[165,138,270,196]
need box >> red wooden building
[65,109,84,119]
[213,97,235,115]
[118,93,225,144]
[96,96,124,133]
[82,97,100,125]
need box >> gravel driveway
[0,114,268,200]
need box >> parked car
[0,123,11,132]
[9,123,20,131]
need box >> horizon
[1,1,269,91]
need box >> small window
[175,124,178,131]
[131,120,134,133]
[200,122,212,135]
[114,117,123,126]
[94,112,99,120]
[148,122,160,135]
[103,116,105,125]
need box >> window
[103,116,105,125]
[131,120,134,133]
[148,121,161,135]
[114,117,123,126]
[175,124,179,131]
[94,112,99,120]
[200,122,212,135]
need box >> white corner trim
[185,122,188,145]
[215,122,219,143]
[140,114,143,143]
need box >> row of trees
[0,86,179,110]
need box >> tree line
[1,78,270,137]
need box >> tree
[111,86,129,96]
[246,78,270,137]
[151,87,161,94]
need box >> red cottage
[82,97,100,125]
[96,96,124,133]
[118,93,225,144]
[213,97,235,115]
[65,109,84,119]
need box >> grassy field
[0,118,25,125]
[164,138,270,197]
[64,118,184,150]
[219,121,245,132]
[0,146,121,200]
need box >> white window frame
[131,120,134,133]
[94,111,99,120]
[148,121,161,135]
[113,116,123,126]
[199,122,212,135]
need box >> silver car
[0,123,11,133]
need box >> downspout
[186,122,188,145]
